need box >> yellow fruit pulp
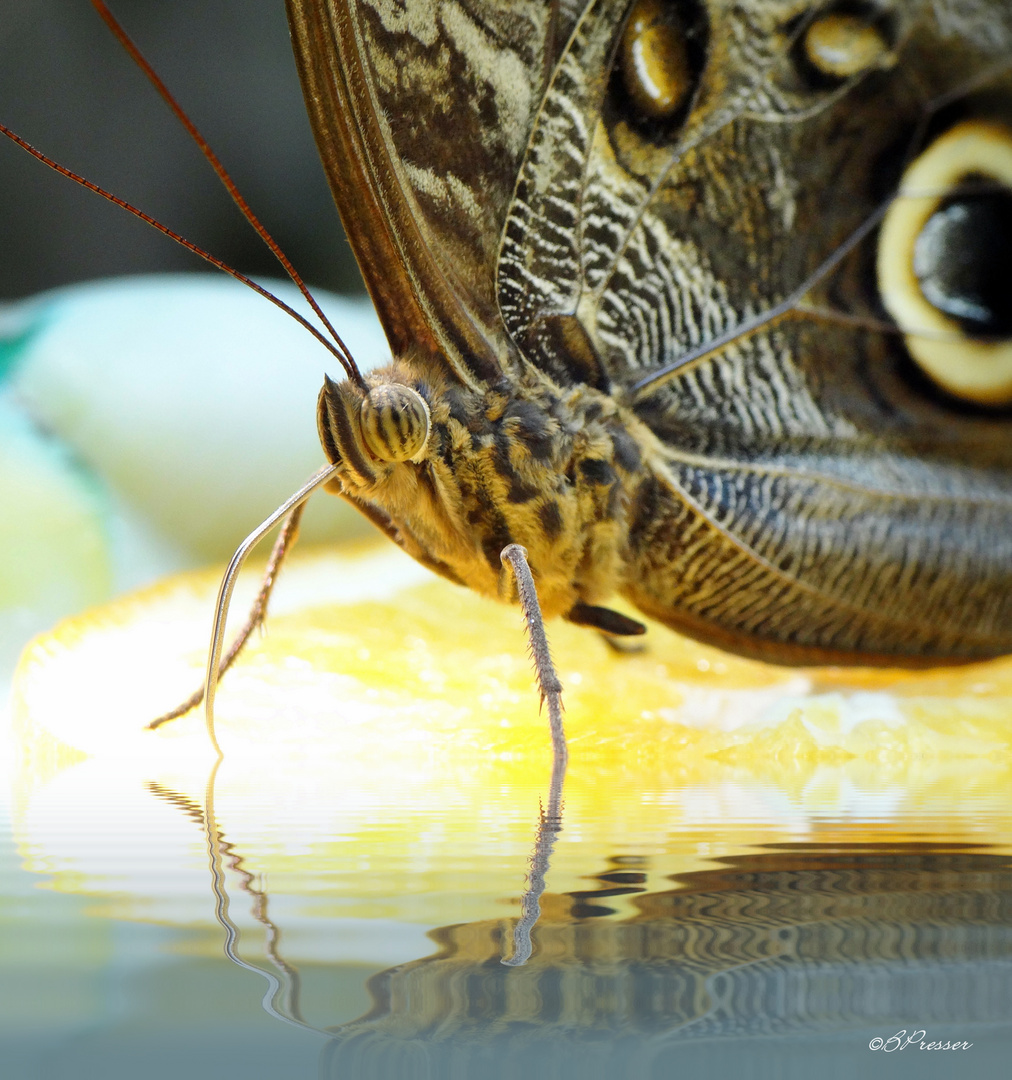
[9,540,1012,943]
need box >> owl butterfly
[88,0,1012,746]
[271,0,1012,664]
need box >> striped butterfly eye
[359,383,431,462]
[877,120,1012,405]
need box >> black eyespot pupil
[913,187,1012,337]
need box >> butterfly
[12,2,1005,746]
[278,0,1012,675]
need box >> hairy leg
[500,543,567,765]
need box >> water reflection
[13,542,1012,1077]
[184,747,571,1038]
[11,702,1012,1076]
[174,761,1012,1070]
[321,845,1012,1075]
[502,752,567,967]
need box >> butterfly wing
[285,0,580,388]
[289,0,1012,660]
[495,0,1012,659]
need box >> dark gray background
[1,0,364,299]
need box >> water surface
[4,740,1010,1080]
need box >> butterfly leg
[147,502,305,730]
[567,602,645,636]
[499,543,567,765]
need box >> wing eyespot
[620,0,692,122]
[802,10,892,81]
[612,0,707,137]
[877,120,1012,406]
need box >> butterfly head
[316,364,652,621]
[316,368,434,490]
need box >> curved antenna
[0,123,361,383]
[89,0,365,388]
[201,463,339,758]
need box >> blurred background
[1,0,364,298]
[1,0,391,675]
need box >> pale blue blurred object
[0,274,388,671]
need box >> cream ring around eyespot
[877,120,1012,405]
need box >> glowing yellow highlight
[10,540,1012,950]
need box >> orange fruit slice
[10,540,1012,940]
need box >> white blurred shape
[8,274,389,561]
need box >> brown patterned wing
[496,0,1012,659]
[285,0,582,388]
[287,0,1012,660]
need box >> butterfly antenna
[0,123,361,380]
[88,0,365,388]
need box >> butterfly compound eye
[620,0,693,121]
[877,120,1012,405]
[359,384,432,462]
